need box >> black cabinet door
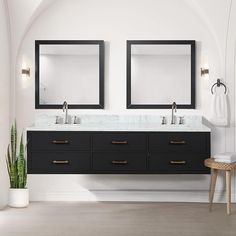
[28,152,90,174]
[149,153,210,174]
[29,131,90,151]
[93,132,146,151]
[149,132,209,153]
[93,152,147,173]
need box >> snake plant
[6,121,27,188]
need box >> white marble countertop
[26,114,211,132]
[26,123,211,132]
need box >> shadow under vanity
[27,40,211,175]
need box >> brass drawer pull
[111,160,128,165]
[52,140,69,144]
[111,141,128,145]
[170,160,186,165]
[169,140,186,145]
[52,160,70,164]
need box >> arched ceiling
[6,0,56,57]
[5,0,232,68]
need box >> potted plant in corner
[6,121,28,207]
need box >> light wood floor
[0,202,236,236]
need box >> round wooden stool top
[204,158,236,171]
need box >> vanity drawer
[92,153,147,172]
[149,132,209,153]
[28,152,90,174]
[149,153,209,173]
[28,131,90,151]
[93,132,146,151]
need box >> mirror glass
[35,40,104,109]
[127,40,195,109]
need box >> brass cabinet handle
[170,160,186,165]
[52,160,70,164]
[169,140,186,145]
[111,160,128,165]
[52,140,69,144]
[111,140,128,145]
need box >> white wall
[226,0,236,199]
[11,0,236,202]
[0,0,10,208]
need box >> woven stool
[204,158,236,215]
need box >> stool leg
[226,170,231,215]
[209,169,218,211]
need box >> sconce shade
[22,68,30,76]
[201,68,209,76]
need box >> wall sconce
[201,67,209,77]
[22,68,30,77]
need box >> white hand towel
[209,92,228,126]
[214,152,236,163]
[214,158,236,163]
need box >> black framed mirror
[127,40,195,109]
[35,40,104,109]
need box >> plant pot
[8,188,29,208]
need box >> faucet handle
[55,116,60,124]
[161,116,167,125]
[179,116,184,125]
[74,116,78,124]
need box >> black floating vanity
[27,131,210,174]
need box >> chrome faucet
[171,102,177,124]
[62,101,69,124]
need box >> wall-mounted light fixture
[22,68,30,77]
[201,67,209,77]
